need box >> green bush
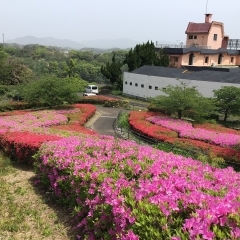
[22,76,79,107]
[118,112,130,129]
[111,90,122,95]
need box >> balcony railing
[155,43,212,49]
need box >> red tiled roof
[185,22,212,34]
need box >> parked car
[85,85,98,94]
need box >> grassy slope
[0,151,77,240]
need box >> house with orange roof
[156,14,240,68]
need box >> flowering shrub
[129,111,178,141]
[51,123,97,135]
[35,135,240,239]
[0,104,97,163]
[165,138,240,162]
[129,112,240,162]
[0,110,68,132]
[0,110,30,116]
[147,116,240,148]
[73,104,96,125]
[195,123,240,135]
[79,95,129,108]
[0,131,61,163]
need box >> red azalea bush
[0,104,97,164]
[128,111,178,141]
[0,131,61,164]
[51,123,97,135]
[195,123,240,135]
[0,110,30,116]
[79,95,129,108]
[129,111,240,162]
[73,104,96,125]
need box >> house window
[141,84,144,88]
[188,35,193,39]
[130,82,132,86]
[149,85,152,89]
[231,57,234,63]
[194,36,197,39]
[174,57,178,63]
[213,34,218,41]
[135,83,138,87]
[155,86,158,90]
[205,56,209,64]
[125,81,127,84]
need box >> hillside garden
[0,43,240,239]
[0,94,239,239]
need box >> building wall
[186,34,209,47]
[123,72,240,99]
[207,24,223,49]
[236,55,240,65]
[177,53,237,67]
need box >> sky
[1,0,240,44]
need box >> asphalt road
[92,106,122,136]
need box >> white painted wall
[123,72,240,98]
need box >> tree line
[151,80,240,123]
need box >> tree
[22,76,81,107]
[151,80,215,119]
[123,41,169,71]
[101,54,122,85]
[64,58,78,77]
[0,55,33,85]
[213,86,240,122]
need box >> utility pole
[2,34,4,47]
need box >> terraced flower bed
[147,116,240,148]
[129,111,240,163]
[0,104,97,164]
[34,135,240,239]
[0,106,240,239]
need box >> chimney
[205,13,213,23]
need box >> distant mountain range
[6,35,144,50]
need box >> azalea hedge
[34,135,240,240]
[129,111,240,163]
[79,95,130,108]
[128,111,178,141]
[0,104,97,163]
[147,116,240,148]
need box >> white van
[85,85,99,94]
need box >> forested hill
[0,43,127,85]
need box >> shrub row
[0,104,97,164]
[129,111,240,163]
[34,135,240,239]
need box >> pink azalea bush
[0,105,97,163]
[0,110,68,132]
[35,135,240,240]
[147,116,240,148]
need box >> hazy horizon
[1,0,240,45]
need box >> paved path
[87,106,127,136]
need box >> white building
[123,66,240,99]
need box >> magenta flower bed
[35,135,240,240]
[147,116,240,148]
[0,105,97,164]
[0,110,68,132]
